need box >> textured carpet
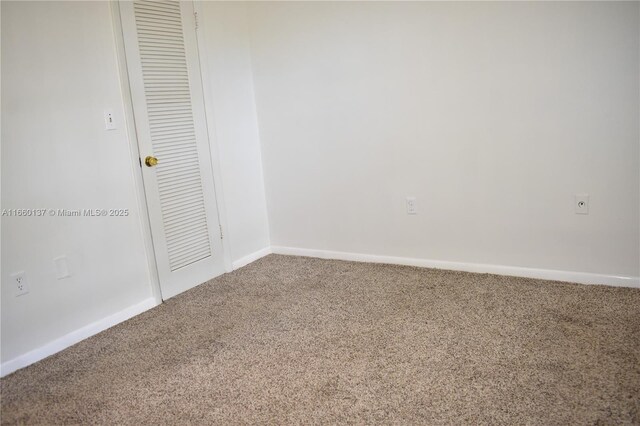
[1,254,639,425]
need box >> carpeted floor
[1,254,639,425]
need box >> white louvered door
[119,0,225,300]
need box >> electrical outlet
[406,196,417,215]
[104,109,116,130]
[575,194,589,215]
[11,271,29,297]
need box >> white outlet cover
[575,194,589,215]
[406,196,417,215]
[104,109,116,130]
[54,256,71,279]
[11,271,29,297]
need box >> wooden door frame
[109,0,233,304]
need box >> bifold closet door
[119,0,225,300]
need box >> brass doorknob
[145,156,159,167]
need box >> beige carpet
[1,254,639,425]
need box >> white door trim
[110,0,162,305]
[192,0,233,273]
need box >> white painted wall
[1,0,274,369]
[2,0,638,373]
[199,2,270,264]
[247,1,640,278]
[1,1,156,365]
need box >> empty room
[1,0,639,424]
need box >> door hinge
[194,12,199,30]
[219,224,223,240]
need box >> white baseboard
[0,297,159,378]
[2,248,635,377]
[271,246,640,288]
[232,246,272,270]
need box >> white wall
[248,1,640,278]
[199,2,270,264]
[2,0,638,372]
[1,0,274,369]
[1,1,156,365]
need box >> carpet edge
[271,246,640,288]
